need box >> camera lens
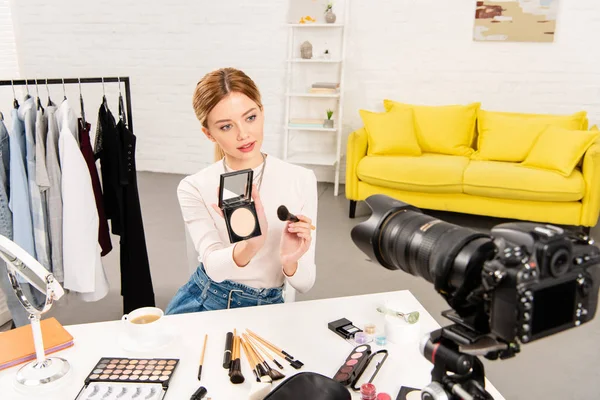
[380,210,466,283]
[549,248,570,277]
[352,195,493,293]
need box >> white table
[0,291,504,400]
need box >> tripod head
[419,316,520,400]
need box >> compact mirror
[218,169,261,243]
[219,169,253,207]
[0,235,70,387]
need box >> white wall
[0,0,19,326]
[7,0,600,184]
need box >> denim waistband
[193,264,283,299]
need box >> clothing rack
[0,77,134,133]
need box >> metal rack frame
[0,77,134,133]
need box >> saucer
[118,327,176,353]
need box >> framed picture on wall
[473,0,559,42]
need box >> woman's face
[203,92,264,162]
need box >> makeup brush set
[223,329,304,384]
[219,329,304,400]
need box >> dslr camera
[352,194,600,354]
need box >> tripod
[419,323,518,400]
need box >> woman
[166,68,317,314]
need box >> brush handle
[243,334,265,363]
[246,330,284,356]
[246,335,275,358]
[247,335,285,370]
[241,337,264,380]
[242,335,261,368]
[240,338,255,370]
[200,334,208,364]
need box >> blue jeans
[166,265,284,315]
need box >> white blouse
[57,100,109,302]
[178,155,317,293]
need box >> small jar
[355,332,369,344]
[364,323,377,335]
[360,383,377,400]
[377,393,392,400]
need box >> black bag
[264,372,351,400]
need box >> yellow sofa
[346,105,600,233]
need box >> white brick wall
[6,0,600,185]
[0,0,19,326]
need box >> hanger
[78,78,86,125]
[45,80,54,107]
[35,79,44,112]
[101,77,108,111]
[24,79,31,101]
[118,77,127,126]
[62,78,67,101]
[11,80,18,109]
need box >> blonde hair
[192,68,263,162]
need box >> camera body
[351,194,600,350]
[485,223,600,344]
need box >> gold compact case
[219,169,262,243]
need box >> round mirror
[0,235,70,387]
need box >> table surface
[0,290,504,400]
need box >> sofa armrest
[345,127,368,200]
[580,139,600,226]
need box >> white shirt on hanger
[178,155,317,294]
[57,100,108,302]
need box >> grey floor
[9,172,600,399]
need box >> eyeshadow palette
[332,344,372,386]
[74,358,179,400]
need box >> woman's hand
[280,214,313,277]
[212,184,268,266]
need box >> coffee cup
[121,307,165,345]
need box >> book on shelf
[312,82,340,89]
[288,123,328,129]
[289,118,323,124]
[308,88,339,94]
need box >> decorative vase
[323,119,334,128]
[325,11,336,23]
[300,41,313,59]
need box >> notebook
[0,317,74,370]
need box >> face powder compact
[219,169,262,243]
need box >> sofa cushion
[464,160,585,202]
[472,109,588,162]
[383,100,479,157]
[357,153,469,193]
[522,126,599,177]
[359,107,421,156]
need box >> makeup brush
[229,333,245,384]
[240,338,262,383]
[240,339,272,400]
[277,205,315,230]
[198,334,208,381]
[244,334,285,381]
[246,329,304,369]
[247,336,285,370]
[241,337,272,384]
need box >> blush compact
[219,169,262,243]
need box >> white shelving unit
[283,1,350,197]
